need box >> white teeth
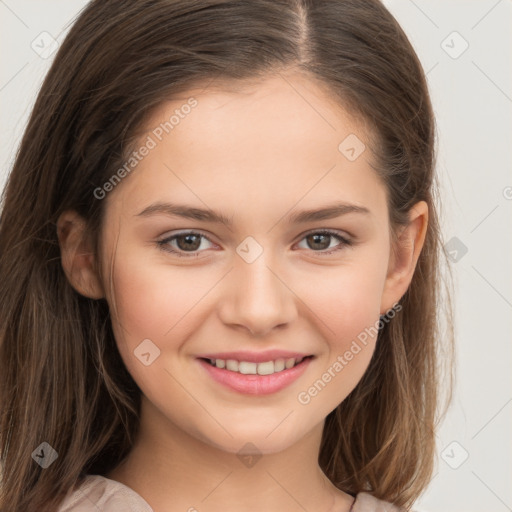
[208,356,308,375]
[226,359,239,372]
[239,361,257,374]
[285,358,296,369]
[257,361,275,375]
[274,359,285,372]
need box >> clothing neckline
[78,473,153,509]
[79,474,392,512]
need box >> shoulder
[351,492,406,512]
[57,474,153,512]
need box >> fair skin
[57,71,428,512]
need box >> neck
[105,395,354,512]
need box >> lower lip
[197,357,313,395]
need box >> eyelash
[156,229,353,258]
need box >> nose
[217,251,297,337]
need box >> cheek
[292,252,388,406]
[108,250,201,339]
[105,249,190,368]
[296,252,388,344]
[105,252,203,395]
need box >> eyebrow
[135,201,371,226]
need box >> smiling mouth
[199,355,314,376]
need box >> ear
[380,200,428,314]
[56,210,105,299]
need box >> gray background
[1,1,511,511]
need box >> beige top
[57,474,405,511]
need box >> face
[93,72,403,455]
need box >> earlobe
[380,201,428,314]
[56,210,105,300]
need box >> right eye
[156,231,216,257]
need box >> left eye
[156,230,351,258]
[295,230,352,255]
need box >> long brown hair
[0,1,454,510]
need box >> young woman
[0,1,454,511]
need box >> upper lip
[197,350,313,363]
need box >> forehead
[141,72,369,159]
[105,72,386,221]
